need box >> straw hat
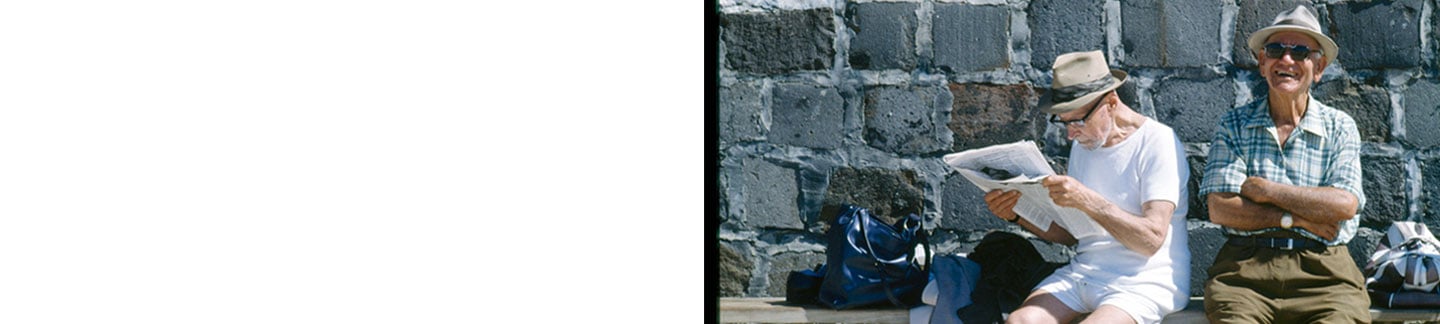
[1246,5,1338,66]
[1038,51,1126,114]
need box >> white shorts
[1033,273,1170,324]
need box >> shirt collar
[1242,95,1330,138]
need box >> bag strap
[1376,238,1440,265]
[858,210,931,308]
[1401,236,1440,250]
[857,212,907,307]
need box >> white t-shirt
[1053,117,1191,310]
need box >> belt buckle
[1279,238,1294,250]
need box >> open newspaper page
[941,141,1104,237]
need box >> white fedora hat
[1039,51,1126,114]
[1246,5,1338,66]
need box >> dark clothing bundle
[954,231,1066,323]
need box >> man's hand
[986,188,1079,246]
[1240,176,1273,204]
[984,189,1021,222]
[1042,175,1104,212]
[1294,215,1340,240]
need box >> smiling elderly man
[1199,5,1369,323]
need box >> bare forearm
[1265,186,1356,224]
[1207,192,1285,231]
[1080,200,1171,256]
[1242,177,1358,224]
[1041,175,1169,255]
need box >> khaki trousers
[1204,233,1370,324]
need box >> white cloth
[909,305,935,324]
[922,279,939,305]
[1049,118,1192,314]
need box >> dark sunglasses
[1263,43,1322,61]
[1049,95,1105,127]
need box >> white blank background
[0,1,697,322]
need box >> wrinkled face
[1257,31,1327,96]
[1053,92,1113,151]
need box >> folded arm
[1207,176,1358,240]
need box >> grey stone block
[1186,155,1209,221]
[1403,79,1440,148]
[1313,78,1392,143]
[720,81,767,144]
[946,83,1042,152]
[740,158,803,229]
[771,83,846,149]
[719,242,753,296]
[848,2,918,70]
[765,252,827,297]
[799,165,841,230]
[1233,0,1314,68]
[1331,0,1423,69]
[1028,0,1105,69]
[1187,225,1227,297]
[1347,228,1383,275]
[1361,156,1407,228]
[820,167,924,227]
[720,9,836,73]
[1115,78,1141,112]
[864,85,954,155]
[1420,157,1440,221]
[1154,77,1234,143]
[933,4,1009,73]
[1120,0,1161,66]
[1121,0,1223,67]
[940,173,1009,230]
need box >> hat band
[1052,74,1117,103]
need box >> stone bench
[718,297,1440,323]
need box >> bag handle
[857,211,906,307]
[858,210,931,307]
[1376,238,1440,265]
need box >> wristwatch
[1280,212,1293,229]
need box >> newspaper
[941,140,1103,236]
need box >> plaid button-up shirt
[1198,95,1365,245]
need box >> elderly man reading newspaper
[944,50,1190,324]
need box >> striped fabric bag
[1365,221,1440,307]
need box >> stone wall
[716,0,1440,298]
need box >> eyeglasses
[1049,95,1105,128]
[1263,43,1322,61]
